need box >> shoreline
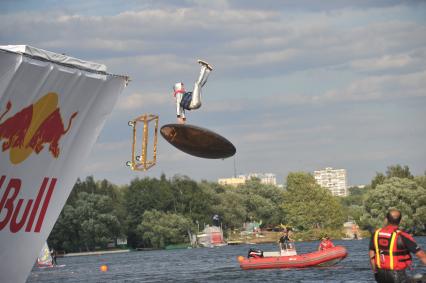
[63,249,130,257]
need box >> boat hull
[238,246,347,270]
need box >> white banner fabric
[0,46,128,283]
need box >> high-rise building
[218,173,277,187]
[314,167,347,196]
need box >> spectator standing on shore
[369,208,426,283]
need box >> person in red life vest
[369,208,426,283]
[318,235,335,251]
[173,59,213,124]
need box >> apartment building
[314,167,348,196]
[218,173,277,187]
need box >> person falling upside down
[173,59,213,124]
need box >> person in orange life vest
[369,209,426,283]
[173,59,213,124]
[318,235,335,251]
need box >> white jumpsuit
[175,65,210,119]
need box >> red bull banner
[0,45,128,283]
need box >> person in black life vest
[50,248,57,266]
[279,229,294,250]
[369,208,426,283]
[212,214,220,227]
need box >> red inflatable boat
[238,246,347,270]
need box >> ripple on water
[27,237,426,282]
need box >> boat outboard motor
[248,248,264,258]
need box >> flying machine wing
[160,124,236,159]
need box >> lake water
[27,237,426,282]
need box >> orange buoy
[237,256,245,262]
[100,265,108,272]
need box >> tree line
[48,165,426,252]
[343,165,426,234]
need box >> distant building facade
[246,173,277,185]
[314,167,348,196]
[218,177,246,187]
[218,173,277,187]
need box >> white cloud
[349,47,426,74]
[93,140,129,151]
[2,1,426,185]
[204,98,249,113]
[350,54,412,71]
[117,92,170,110]
[2,4,425,79]
[323,70,426,102]
[84,161,119,173]
[239,124,335,145]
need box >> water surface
[27,237,426,282]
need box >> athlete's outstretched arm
[175,92,186,123]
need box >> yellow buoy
[100,265,108,272]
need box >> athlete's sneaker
[197,59,213,71]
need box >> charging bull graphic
[0,92,78,164]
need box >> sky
[1,0,425,186]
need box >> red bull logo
[0,175,57,233]
[0,92,78,164]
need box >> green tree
[413,194,426,232]
[49,204,81,251]
[49,178,123,252]
[414,175,426,190]
[371,165,414,189]
[234,179,286,226]
[75,192,121,251]
[212,191,246,230]
[124,177,175,247]
[340,186,369,222]
[282,172,345,230]
[361,177,426,231]
[386,165,413,179]
[371,173,386,189]
[170,176,216,222]
[341,186,367,207]
[136,210,193,248]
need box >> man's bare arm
[369,250,377,272]
[415,250,426,265]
